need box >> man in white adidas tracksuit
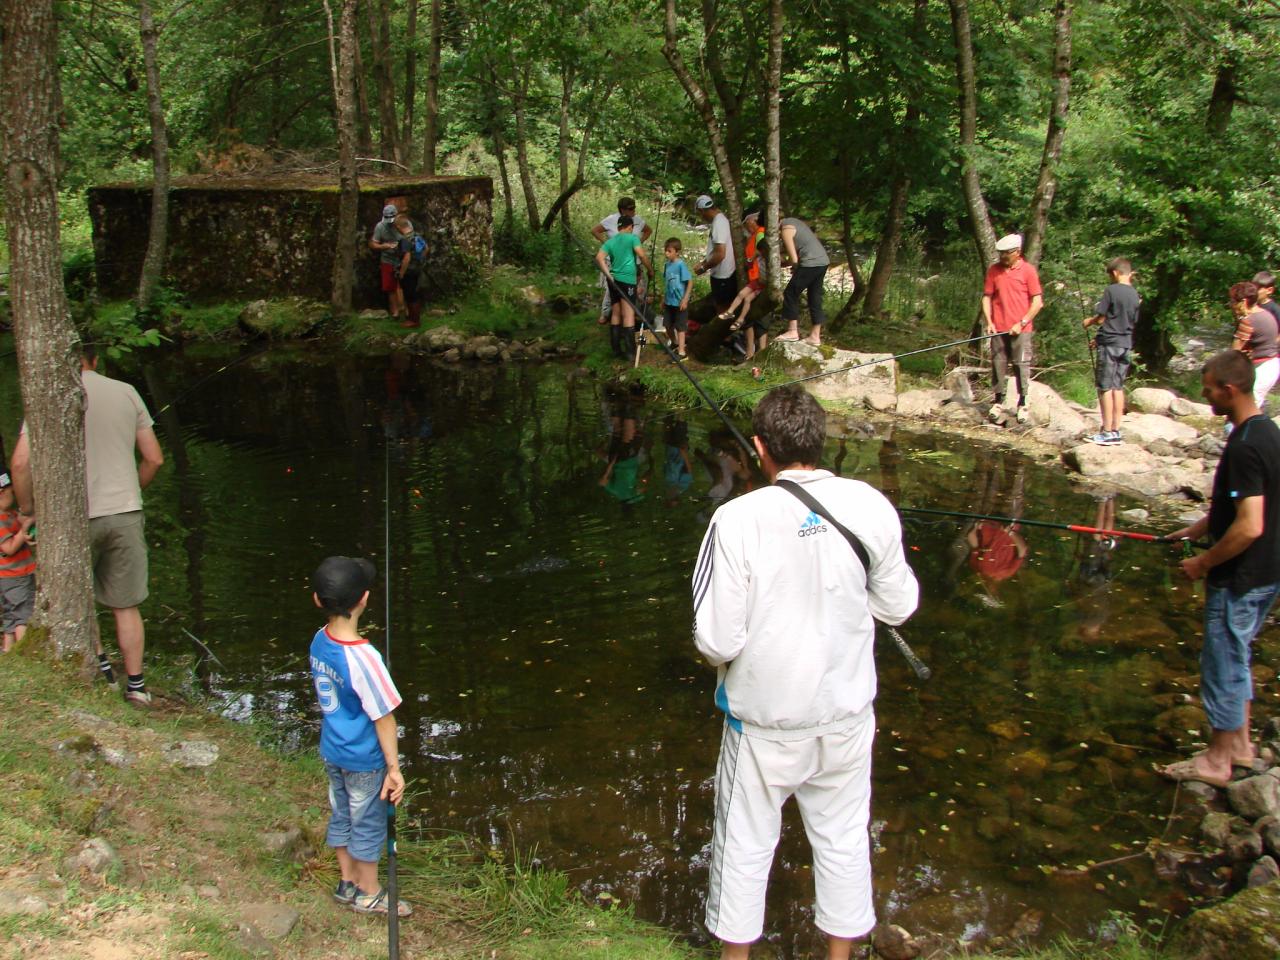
[692,386,919,959]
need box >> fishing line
[897,505,1207,547]
[154,341,277,415]
[383,434,400,960]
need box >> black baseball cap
[312,556,376,611]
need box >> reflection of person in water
[382,353,432,444]
[661,415,693,506]
[696,429,753,510]
[964,454,1028,604]
[599,388,648,505]
[1069,495,1118,642]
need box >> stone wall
[88,175,492,308]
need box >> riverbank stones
[61,838,119,879]
[163,740,219,768]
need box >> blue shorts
[1201,583,1279,730]
[325,762,388,863]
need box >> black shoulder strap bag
[775,478,871,572]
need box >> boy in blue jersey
[309,556,411,917]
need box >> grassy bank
[0,650,1175,960]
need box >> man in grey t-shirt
[369,204,405,321]
[778,217,830,346]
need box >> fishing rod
[714,331,1003,410]
[884,625,930,680]
[383,438,400,960]
[154,341,276,415]
[898,505,1208,547]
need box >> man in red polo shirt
[982,233,1043,424]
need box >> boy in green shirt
[594,216,654,359]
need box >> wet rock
[1225,824,1265,863]
[1202,811,1237,847]
[163,740,219,768]
[442,347,461,363]
[1007,908,1044,939]
[1227,774,1280,820]
[1171,397,1213,418]
[475,343,501,362]
[1131,387,1177,415]
[240,903,300,941]
[1264,717,1280,739]
[1154,704,1207,743]
[1182,780,1221,804]
[977,815,1013,841]
[987,719,1023,741]
[420,325,466,351]
[62,838,119,879]
[1064,443,1161,477]
[871,923,922,960]
[1151,842,1202,881]
[0,888,51,916]
[238,298,328,339]
[1005,748,1050,780]
[1260,817,1280,858]
[1033,803,1077,829]
[895,389,952,418]
[1169,879,1280,959]
[1247,855,1279,888]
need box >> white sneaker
[1016,406,1029,424]
[988,403,1003,422]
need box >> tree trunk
[511,68,540,231]
[948,0,998,265]
[763,0,783,301]
[1,0,99,666]
[421,0,442,174]
[327,0,360,311]
[557,65,575,234]
[1206,58,1237,136]
[136,0,171,311]
[400,0,418,169]
[1022,0,1072,266]
[352,13,374,157]
[364,0,399,162]
[492,120,514,227]
[700,0,744,190]
[662,0,744,275]
[862,174,910,321]
[541,174,585,232]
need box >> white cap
[995,233,1023,252]
[694,195,715,210]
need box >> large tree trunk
[862,174,910,321]
[1022,0,1072,266]
[421,0,442,174]
[400,0,418,168]
[948,0,998,265]
[365,0,399,162]
[1,0,99,666]
[511,68,540,231]
[328,0,360,311]
[352,14,374,157]
[763,0,783,300]
[662,0,744,276]
[136,0,171,311]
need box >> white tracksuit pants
[705,707,876,944]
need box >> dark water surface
[3,343,1274,955]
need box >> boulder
[1063,443,1161,477]
[1169,877,1280,960]
[240,903,301,941]
[1171,397,1214,418]
[62,838,119,879]
[895,389,952,418]
[1024,382,1090,436]
[943,369,974,402]
[871,924,922,960]
[1201,811,1236,848]
[1263,817,1280,857]
[1247,856,1280,888]
[1227,774,1280,821]
[1120,412,1199,445]
[865,392,897,413]
[1130,387,1177,415]
[237,298,329,339]
[769,342,897,405]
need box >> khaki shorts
[89,511,148,608]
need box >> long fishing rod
[383,438,400,960]
[715,330,1003,410]
[898,505,1207,547]
[155,341,276,415]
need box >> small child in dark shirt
[394,214,428,330]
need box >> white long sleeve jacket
[692,469,919,740]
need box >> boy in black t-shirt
[1083,258,1140,445]
[1161,350,1280,789]
[1253,270,1280,329]
[394,214,428,330]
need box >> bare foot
[1157,754,1232,788]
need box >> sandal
[728,316,746,333]
[716,311,734,321]
[352,886,413,917]
[333,879,358,905]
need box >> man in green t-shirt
[594,216,654,360]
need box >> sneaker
[334,880,358,905]
[1101,430,1123,446]
[352,887,412,917]
[988,403,1003,422]
[1088,431,1112,445]
[676,353,689,362]
[1015,406,1029,424]
[124,689,153,707]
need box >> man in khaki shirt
[12,346,165,704]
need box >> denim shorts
[1095,343,1131,391]
[325,762,388,864]
[1201,583,1279,730]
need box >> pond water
[2,342,1273,956]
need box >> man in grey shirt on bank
[777,217,830,347]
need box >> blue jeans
[1201,583,1279,730]
[325,762,388,863]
